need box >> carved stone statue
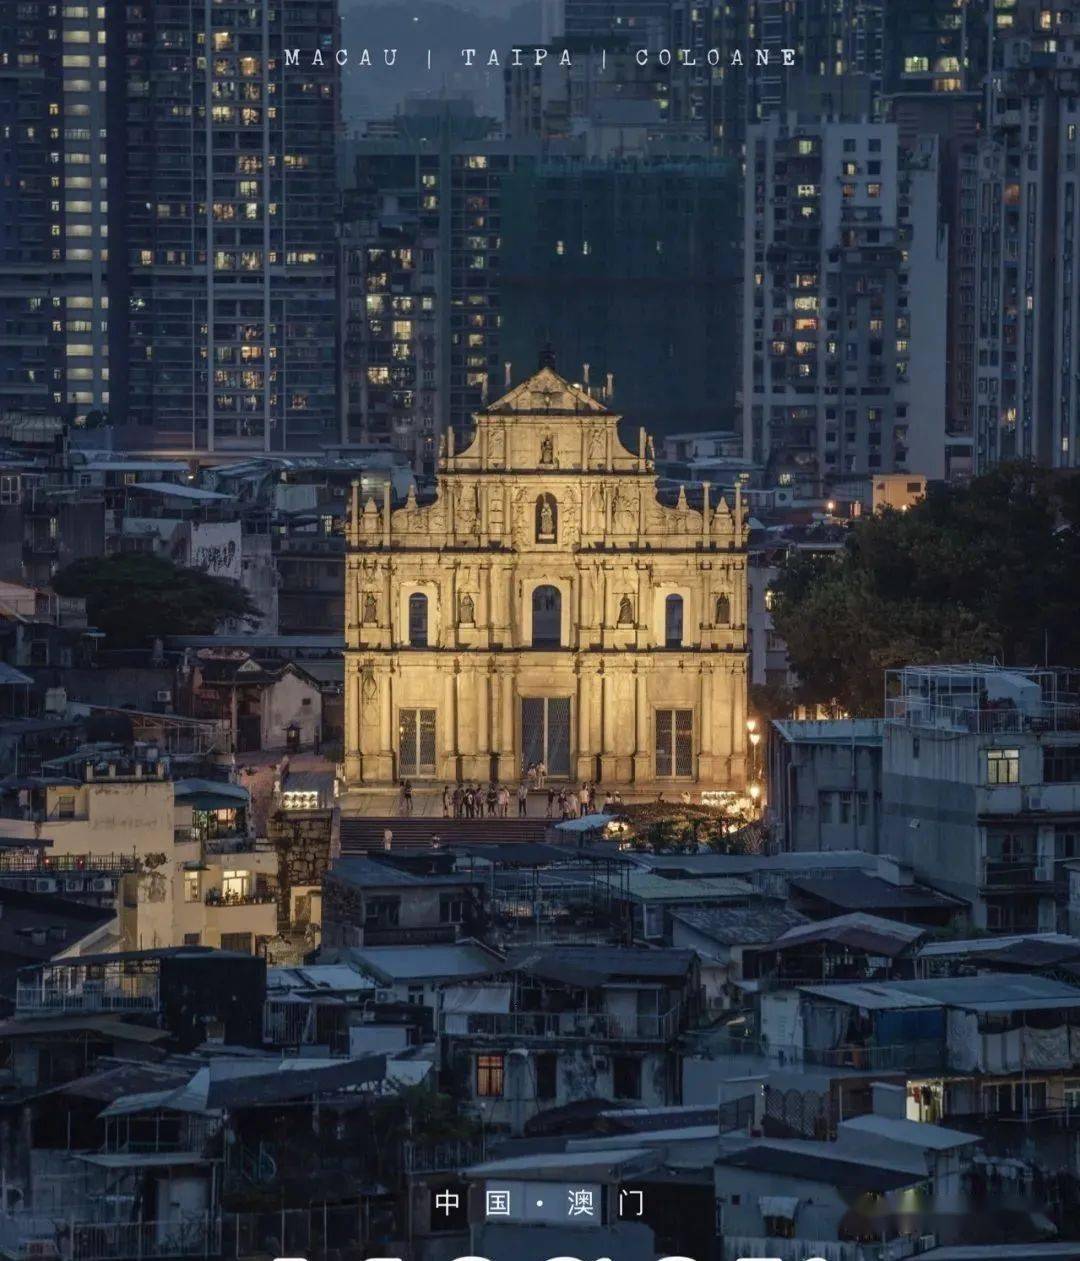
[540,433,554,465]
[489,426,505,465]
[614,488,636,534]
[362,592,377,623]
[715,593,731,626]
[587,427,604,466]
[457,483,478,532]
[617,595,634,626]
[540,499,555,536]
[459,592,475,623]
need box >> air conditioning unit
[35,879,57,893]
[156,689,172,703]
[92,878,111,892]
[64,879,83,892]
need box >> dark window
[439,893,465,923]
[364,896,400,927]
[535,1052,557,1100]
[183,932,201,946]
[220,932,253,953]
[665,594,684,647]
[532,585,561,647]
[613,1055,642,1100]
[408,592,428,646]
[1045,745,1080,783]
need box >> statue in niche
[540,433,554,466]
[459,592,475,624]
[613,488,636,534]
[489,426,505,465]
[362,592,377,623]
[715,593,731,626]
[617,595,634,626]
[457,483,479,533]
[536,493,557,541]
[587,427,604,466]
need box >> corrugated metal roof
[327,943,503,982]
[592,872,755,902]
[506,945,696,985]
[838,1115,980,1150]
[718,1143,922,1190]
[671,904,810,946]
[801,972,1080,1012]
[770,912,925,954]
[790,873,966,911]
[330,856,480,889]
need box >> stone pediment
[481,366,610,417]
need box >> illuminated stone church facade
[342,364,749,799]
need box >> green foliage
[53,552,258,649]
[769,463,1080,716]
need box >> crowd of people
[396,776,625,820]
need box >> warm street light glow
[749,731,761,747]
[746,717,758,733]
[749,783,762,801]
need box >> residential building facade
[882,664,1080,933]
[742,116,948,483]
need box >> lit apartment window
[476,1054,504,1097]
[986,748,1020,785]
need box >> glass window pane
[655,710,672,778]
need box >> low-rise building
[322,856,485,949]
[759,972,1080,1127]
[882,664,1080,933]
[439,945,699,1134]
[768,719,885,853]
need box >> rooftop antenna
[504,362,512,390]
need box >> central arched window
[665,594,684,647]
[408,592,429,647]
[532,585,561,648]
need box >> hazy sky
[340,0,544,126]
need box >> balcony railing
[71,1216,220,1261]
[204,891,276,908]
[16,976,159,1015]
[981,858,1055,887]
[440,1004,682,1043]
[709,1034,944,1072]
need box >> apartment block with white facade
[742,116,948,484]
[882,664,1080,934]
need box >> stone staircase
[339,815,552,853]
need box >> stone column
[632,666,651,784]
[499,668,517,781]
[344,662,362,785]
[442,669,458,781]
[575,668,592,781]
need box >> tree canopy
[769,463,1080,716]
[53,552,258,649]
